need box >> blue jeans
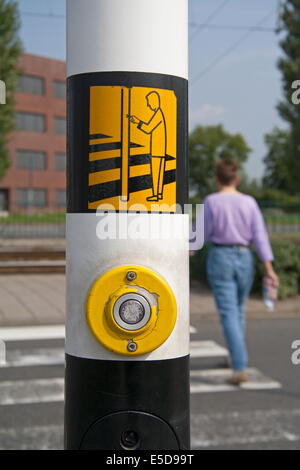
[206,245,254,371]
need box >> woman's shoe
[227,370,248,386]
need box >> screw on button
[126,271,137,282]
[120,430,140,450]
[127,341,137,353]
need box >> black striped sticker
[67,72,187,213]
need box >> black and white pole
[65,0,189,450]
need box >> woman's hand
[266,270,279,288]
[263,261,279,287]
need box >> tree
[263,0,300,194]
[277,0,300,128]
[188,124,251,199]
[0,0,22,180]
[263,127,297,191]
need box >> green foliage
[253,237,300,299]
[262,127,299,193]
[0,212,65,224]
[190,243,210,284]
[188,124,251,199]
[238,176,300,209]
[190,237,300,300]
[276,0,300,128]
[0,0,22,180]
[263,0,300,194]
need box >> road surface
[0,317,299,450]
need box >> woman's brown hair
[216,158,239,185]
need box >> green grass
[265,214,300,225]
[0,212,66,224]
[272,233,300,244]
[0,212,299,227]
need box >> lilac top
[204,192,274,262]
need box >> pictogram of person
[130,91,167,202]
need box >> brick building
[0,53,66,212]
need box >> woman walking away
[204,158,279,386]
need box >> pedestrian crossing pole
[65,0,189,450]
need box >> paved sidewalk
[0,275,299,327]
[0,275,65,326]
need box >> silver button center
[112,291,153,331]
[119,300,145,325]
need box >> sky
[17,0,284,179]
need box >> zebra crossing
[0,324,297,450]
[0,324,281,407]
[189,327,281,393]
[0,324,283,450]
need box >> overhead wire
[189,23,275,33]
[191,7,277,86]
[189,0,231,43]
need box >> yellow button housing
[86,265,177,356]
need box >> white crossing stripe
[190,340,228,358]
[0,378,64,406]
[0,339,5,366]
[0,338,281,398]
[190,367,281,394]
[0,340,224,368]
[0,367,282,405]
[0,325,65,342]
[0,325,196,342]
[0,348,64,368]
[0,324,224,361]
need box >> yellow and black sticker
[88,86,177,212]
[67,72,187,213]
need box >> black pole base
[64,354,190,450]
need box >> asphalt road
[190,316,300,450]
[0,317,299,450]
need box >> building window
[56,190,66,208]
[0,189,9,211]
[16,189,47,208]
[55,152,66,171]
[54,117,66,135]
[53,80,66,99]
[18,75,44,95]
[16,150,46,170]
[16,112,46,132]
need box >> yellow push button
[86,265,177,356]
